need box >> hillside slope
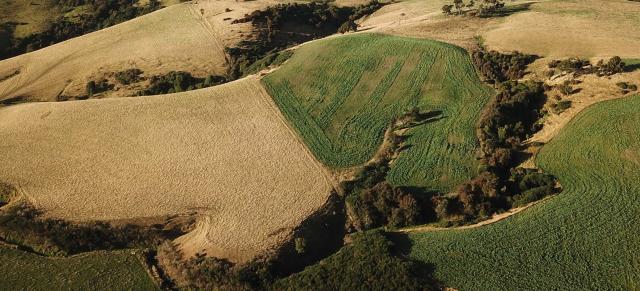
[263,33,492,192]
[0,77,333,263]
[408,95,640,290]
[0,0,271,102]
[360,0,640,59]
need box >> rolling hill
[263,33,493,192]
[0,77,333,263]
[408,94,640,290]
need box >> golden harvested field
[361,0,640,58]
[484,0,640,58]
[0,77,333,263]
[0,0,276,102]
[359,0,515,50]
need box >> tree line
[225,0,384,78]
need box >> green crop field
[407,95,640,290]
[263,33,493,191]
[0,248,158,290]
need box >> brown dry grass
[0,0,278,102]
[0,77,333,263]
[361,0,640,58]
[483,0,640,58]
[358,0,528,50]
[528,62,640,145]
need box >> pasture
[263,33,492,191]
[408,95,640,290]
[0,77,332,263]
[0,248,157,290]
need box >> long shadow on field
[625,63,640,72]
[270,192,347,277]
[386,231,437,283]
[486,2,534,18]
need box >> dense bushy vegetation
[138,71,226,95]
[114,68,143,85]
[86,79,112,97]
[442,0,508,17]
[273,230,435,291]
[83,70,226,98]
[548,56,627,77]
[158,242,273,290]
[433,49,558,223]
[0,203,180,256]
[240,50,293,77]
[226,1,383,78]
[616,81,638,94]
[0,0,162,59]
[472,50,538,83]
[550,100,572,114]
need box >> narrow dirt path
[398,195,554,233]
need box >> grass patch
[0,248,158,290]
[263,33,492,191]
[407,94,640,290]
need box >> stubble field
[0,77,333,263]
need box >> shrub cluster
[433,50,557,222]
[138,71,226,95]
[226,1,383,78]
[436,168,556,220]
[549,56,626,77]
[616,81,638,94]
[341,110,438,231]
[0,204,175,256]
[240,50,293,77]
[472,50,538,83]
[157,242,273,290]
[442,0,507,17]
[86,79,113,97]
[0,0,162,59]
[114,68,143,85]
[479,80,546,161]
[550,100,572,114]
[345,181,423,231]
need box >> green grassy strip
[408,95,640,290]
[0,248,158,290]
